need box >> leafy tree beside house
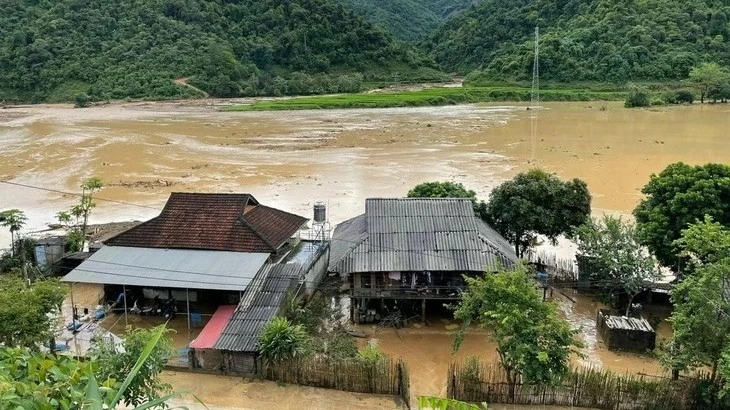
[633,162,730,273]
[574,215,660,315]
[664,219,730,383]
[485,169,591,258]
[90,327,174,407]
[0,277,66,348]
[453,264,580,401]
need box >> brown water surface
[2,101,729,246]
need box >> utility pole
[529,26,540,164]
[531,26,540,109]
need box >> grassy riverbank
[225,86,627,111]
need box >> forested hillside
[424,0,730,83]
[0,0,444,102]
[337,0,478,41]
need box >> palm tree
[0,209,27,257]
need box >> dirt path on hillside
[175,77,210,98]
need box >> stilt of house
[123,284,128,327]
[421,298,426,324]
[350,298,356,323]
[186,288,191,341]
[70,282,80,357]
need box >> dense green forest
[0,0,445,102]
[336,0,478,41]
[424,0,730,83]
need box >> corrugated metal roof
[603,315,654,333]
[329,198,517,274]
[214,263,302,352]
[328,214,367,269]
[61,246,270,291]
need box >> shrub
[74,93,90,108]
[650,98,665,106]
[624,86,650,108]
[358,339,384,364]
[664,89,695,104]
[259,316,310,363]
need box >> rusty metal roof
[602,314,654,333]
[214,263,303,352]
[329,198,517,274]
[105,193,307,253]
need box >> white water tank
[313,202,326,223]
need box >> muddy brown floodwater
[2,101,729,246]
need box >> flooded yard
[354,289,672,400]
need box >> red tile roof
[105,193,307,253]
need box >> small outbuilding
[597,309,656,353]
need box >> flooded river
[2,101,729,245]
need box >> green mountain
[0,0,445,102]
[424,0,730,83]
[337,0,478,41]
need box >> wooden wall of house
[189,348,226,371]
[225,351,257,374]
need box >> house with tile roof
[62,193,317,372]
[329,197,517,324]
[104,192,308,255]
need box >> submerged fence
[447,360,719,410]
[260,356,410,407]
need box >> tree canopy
[664,220,730,383]
[0,0,444,103]
[688,62,730,102]
[485,169,591,257]
[633,162,730,271]
[90,327,174,407]
[408,181,489,220]
[574,215,660,315]
[336,0,477,41]
[424,0,730,83]
[0,209,27,257]
[454,264,580,400]
[0,277,66,348]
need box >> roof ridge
[238,201,276,252]
[366,197,473,201]
[104,216,160,245]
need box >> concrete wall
[302,243,330,296]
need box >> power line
[0,180,162,211]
